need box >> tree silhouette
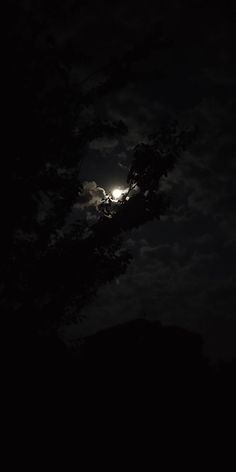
[3,2,196,338]
[98,122,196,227]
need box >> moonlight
[112,188,123,200]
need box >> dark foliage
[4,3,235,425]
[98,122,197,229]
[15,319,236,416]
[3,3,196,341]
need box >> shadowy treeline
[14,319,235,407]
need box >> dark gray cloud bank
[62,1,236,360]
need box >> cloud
[75,181,106,209]
[61,4,236,361]
[66,229,236,359]
[65,96,236,361]
[89,137,119,151]
[117,152,129,170]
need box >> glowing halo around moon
[112,188,123,200]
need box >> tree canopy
[2,2,197,337]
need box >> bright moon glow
[112,188,123,200]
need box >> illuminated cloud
[75,181,106,209]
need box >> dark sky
[20,0,236,360]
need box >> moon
[112,188,123,200]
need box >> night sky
[7,0,236,364]
[62,0,236,361]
